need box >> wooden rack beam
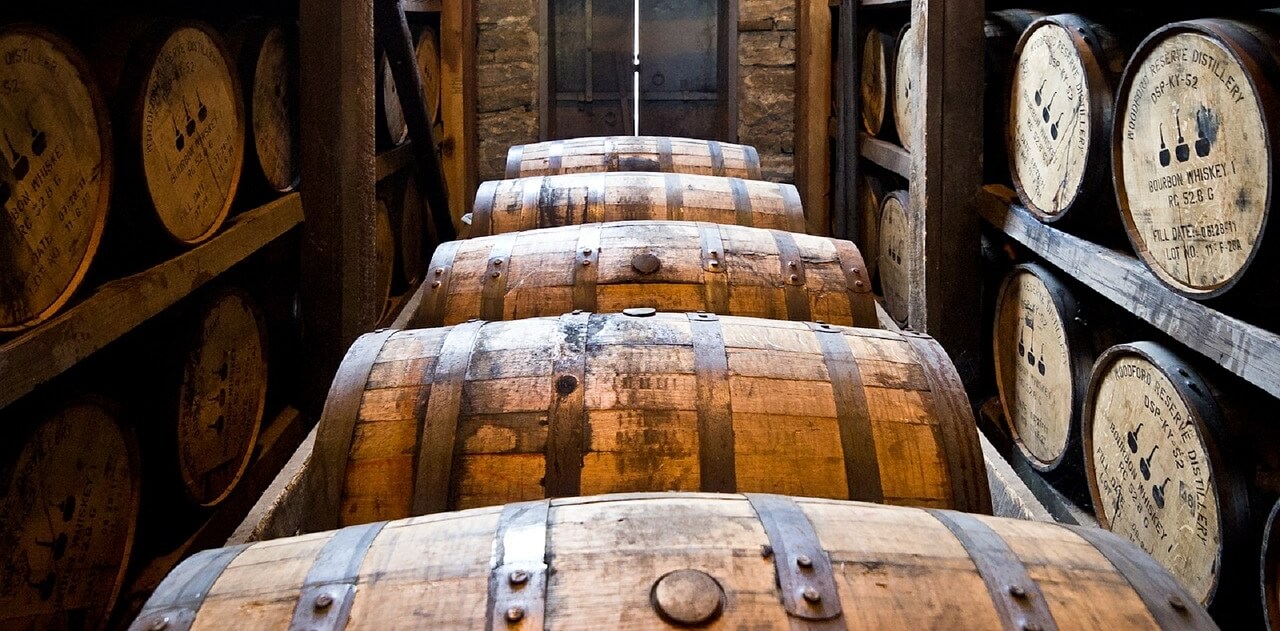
[979,189,1280,401]
[376,142,415,181]
[0,195,304,411]
[859,132,910,178]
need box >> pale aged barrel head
[893,24,917,153]
[994,265,1080,471]
[860,28,894,137]
[0,401,139,630]
[0,26,112,332]
[416,26,442,125]
[249,25,299,193]
[177,289,267,507]
[1084,342,1241,608]
[134,23,244,245]
[379,52,408,147]
[1115,21,1274,298]
[1264,498,1280,630]
[878,191,910,326]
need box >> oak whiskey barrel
[504,136,763,180]
[1084,342,1251,614]
[415,25,441,125]
[984,10,1046,184]
[0,26,112,333]
[311,313,990,528]
[412,221,876,328]
[1115,19,1280,299]
[105,21,246,246]
[993,263,1103,475]
[471,172,808,237]
[857,175,884,288]
[861,27,897,139]
[375,199,395,317]
[227,21,299,194]
[389,175,424,287]
[377,49,408,148]
[1265,499,1280,630]
[132,493,1215,630]
[1007,14,1126,224]
[893,24,917,153]
[0,400,140,630]
[878,190,910,326]
[171,288,268,508]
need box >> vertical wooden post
[796,0,833,236]
[299,0,378,409]
[908,0,985,384]
[442,1,478,230]
[835,0,858,241]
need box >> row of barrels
[1,286,274,628]
[0,20,299,334]
[993,10,1280,307]
[136,133,1216,628]
[992,261,1280,627]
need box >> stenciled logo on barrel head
[1009,22,1091,216]
[1118,32,1265,294]
[0,404,135,624]
[879,195,909,325]
[997,270,1072,465]
[1090,355,1220,604]
[0,31,107,330]
[141,27,243,244]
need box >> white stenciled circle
[1118,32,1267,295]
[996,270,1073,466]
[1009,23,1091,216]
[1090,354,1221,603]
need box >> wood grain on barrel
[993,265,1077,470]
[412,221,876,328]
[858,175,883,286]
[878,191,910,326]
[177,289,267,507]
[378,51,407,147]
[893,24,917,153]
[134,24,244,245]
[374,200,395,315]
[131,494,1215,630]
[0,27,112,332]
[0,401,139,630]
[392,175,424,285]
[1084,343,1232,606]
[861,28,896,138]
[505,137,762,180]
[471,172,807,237]
[1263,499,1280,630]
[415,26,441,125]
[316,313,989,529]
[240,24,299,193]
[1115,22,1273,297]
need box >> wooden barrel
[893,24,917,153]
[170,288,268,508]
[1007,14,1126,224]
[413,221,876,328]
[132,492,1215,630]
[415,25,441,125]
[857,175,884,287]
[471,172,807,237]
[375,199,395,315]
[389,175,424,287]
[311,312,990,528]
[504,136,763,180]
[878,190,910,326]
[1265,498,1280,630]
[1114,19,1280,299]
[860,27,897,139]
[1084,341,1251,612]
[0,400,140,630]
[111,21,246,245]
[377,49,408,148]
[993,263,1099,473]
[984,10,1046,184]
[0,26,112,333]
[228,20,299,194]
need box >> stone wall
[737,0,796,182]
[473,1,797,183]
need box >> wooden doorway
[545,0,736,141]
